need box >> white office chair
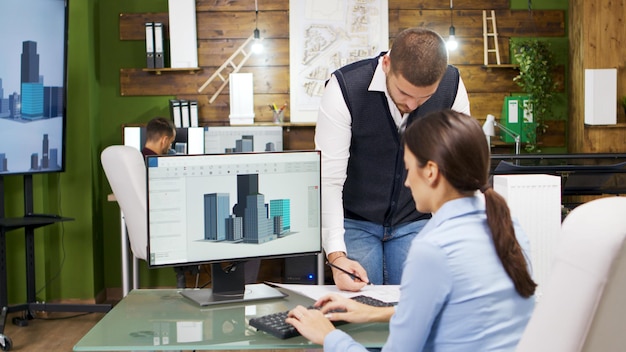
[516,196,626,351]
[101,145,148,294]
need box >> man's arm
[315,74,352,257]
[451,76,471,115]
[315,75,369,291]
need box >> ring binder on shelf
[154,22,165,69]
[145,22,155,68]
[189,100,199,127]
[180,100,190,128]
[169,99,198,128]
[169,99,182,128]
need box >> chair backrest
[101,145,148,261]
[516,196,626,351]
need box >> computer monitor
[204,126,283,153]
[146,150,322,306]
[123,126,205,155]
[0,0,68,176]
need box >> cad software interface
[146,151,321,267]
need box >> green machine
[500,96,536,145]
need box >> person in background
[141,117,176,157]
[316,27,471,291]
[287,110,536,351]
[141,116,193,286]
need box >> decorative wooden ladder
[482,10,501,66]
[197,34,261,104]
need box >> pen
[325,261,372,285]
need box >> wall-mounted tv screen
[0,0,68,176]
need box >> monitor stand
[179,262,287,306]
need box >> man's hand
[328,255,369,291]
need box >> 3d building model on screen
[223,135,276,153]
[0,0,67,175]
[0,41,64,174]
[203,126,283,153]
[204,174,291,244]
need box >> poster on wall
[0,0,67,176]
[289,0,389,123]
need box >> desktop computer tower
[283,255,319,284]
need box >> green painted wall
[97,0,175,290]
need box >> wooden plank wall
[119,0,566,150]
[569,0,626,153]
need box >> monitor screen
[146,150,322,267]
[0,0,68,175]
[204,126,283,153]
[146,150,321,305]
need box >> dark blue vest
[334,53,460,226]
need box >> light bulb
[252,41,263,54]
[252,28,263,54]
[447,36,458,51]
[446,26,458,51]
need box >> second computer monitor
[123,126,205,155]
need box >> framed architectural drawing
[289,0,389,123]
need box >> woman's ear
[425,161,441,187]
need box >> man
[141,117,194,287]
[316,27,471,291]
[142,117,176,156]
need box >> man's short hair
[145,117,175,142]
[389,27,449,87]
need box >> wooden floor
[2,310,321,352]
[3,310,106,351]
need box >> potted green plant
[621,96,626,116]
[511,39,557,152]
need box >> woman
[286,110,536,351]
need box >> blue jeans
[343,218,428,285]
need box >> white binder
[154,22,165,68]
[145,22,155,68]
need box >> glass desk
[74,287,389,351]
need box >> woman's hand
[286,305,335,345]
[315,293,394,323]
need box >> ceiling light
[446,0,458,51]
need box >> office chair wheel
[0,333,12,351]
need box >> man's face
[383,56,439,114]
[159,133,176,155]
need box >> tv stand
[0,175,111,349]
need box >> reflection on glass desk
[490,153,626,196]
[73,287,389,351]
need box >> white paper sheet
[268,282,400,303]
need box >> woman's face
[403,145,434,213]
